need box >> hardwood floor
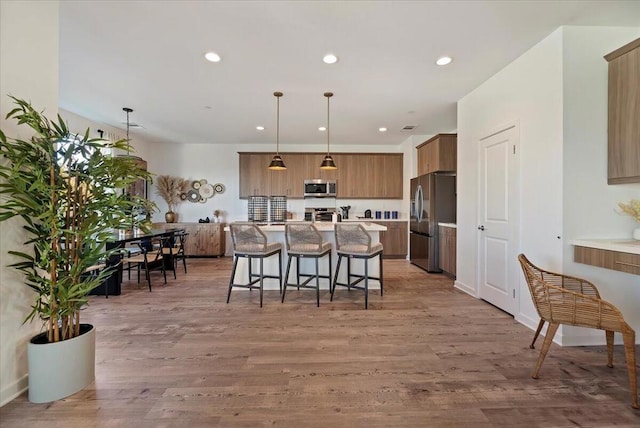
[1,258,638,427]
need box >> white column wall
[0,0,60,406]
[456,29,565,330]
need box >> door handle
[478,225,485,231]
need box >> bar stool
[227,222,283,307]
[331,223,384,309]
[282,223,332,307]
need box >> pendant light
[120,107,140,159]
[268,91,286,170]
[320,92,337,170]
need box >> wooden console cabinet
[154,223,226,257]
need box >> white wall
[457,26,640,346]
[561,26,640,345]
[0,0,60,406]
[144,142,412,225]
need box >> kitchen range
[410,173,456,272]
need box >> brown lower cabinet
[374,221,408,259]
[438,225,456,276]
[153,222,226,257]
[574,245,640,275]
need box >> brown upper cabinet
[416,133,457,176]
[238,152,403,199]
[605,37,640,184]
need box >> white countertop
[438,223,457,228]
[571,239,640,255]
[225,222,387,232]
[343,218,407,223]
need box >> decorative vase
[165,211,176,223]
[28,324,95,403]
[633,227,640,241]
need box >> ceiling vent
[121,122,143,128]
[401,125,417,131]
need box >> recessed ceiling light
[205,51,221,62]
[379,127,387,132]
[323,54,338,64]
[436,56,452,66]
[256,126,265,131]
[318,126,326,131]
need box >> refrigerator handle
[416,185,423,223]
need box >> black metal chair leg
[331,255,342,302]
[282,255,293,303]
[259,257,264,308]
[379,252,384,297]
[278,250,283,294]
[364,258,369,309]
[227,255,239,303]
[315,257,320,307]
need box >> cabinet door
[381,154,403,198]
[239,153,272,198]
[607,40,640,184]
[417,134,457,175]
[378,221,408,258]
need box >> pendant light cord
[326,94,330,155]
[276,95,280,155]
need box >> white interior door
[478,125,519,315]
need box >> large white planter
[27,324,95,403]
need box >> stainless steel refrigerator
[410,173,456,272]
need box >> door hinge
[513,145,516,155]
[513,289,516,298]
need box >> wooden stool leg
[530,319,545,349]
[532,322,559,379]
[606,330,614,368]
[622,329,638,409]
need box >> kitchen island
[225,222,387,290]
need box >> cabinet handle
[615,261,640,268]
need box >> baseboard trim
[0,374,28,407]
[454,280,477,297]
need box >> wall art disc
[187,189,200,202]
[200,183,214,198]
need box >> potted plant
[0,97,151,402]
[156,174,186,223]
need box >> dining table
[90,227,185,296]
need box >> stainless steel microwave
[304,179,337,198]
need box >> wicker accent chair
[518,254,637,409]
[227,222,283,307]
[331,223,383,309]
[282,223,332,307]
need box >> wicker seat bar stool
[518,254,637,409]
[331,223,383,309]
[281,223,332,307]
[227,222,283,307]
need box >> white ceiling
[59,1,640,147]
